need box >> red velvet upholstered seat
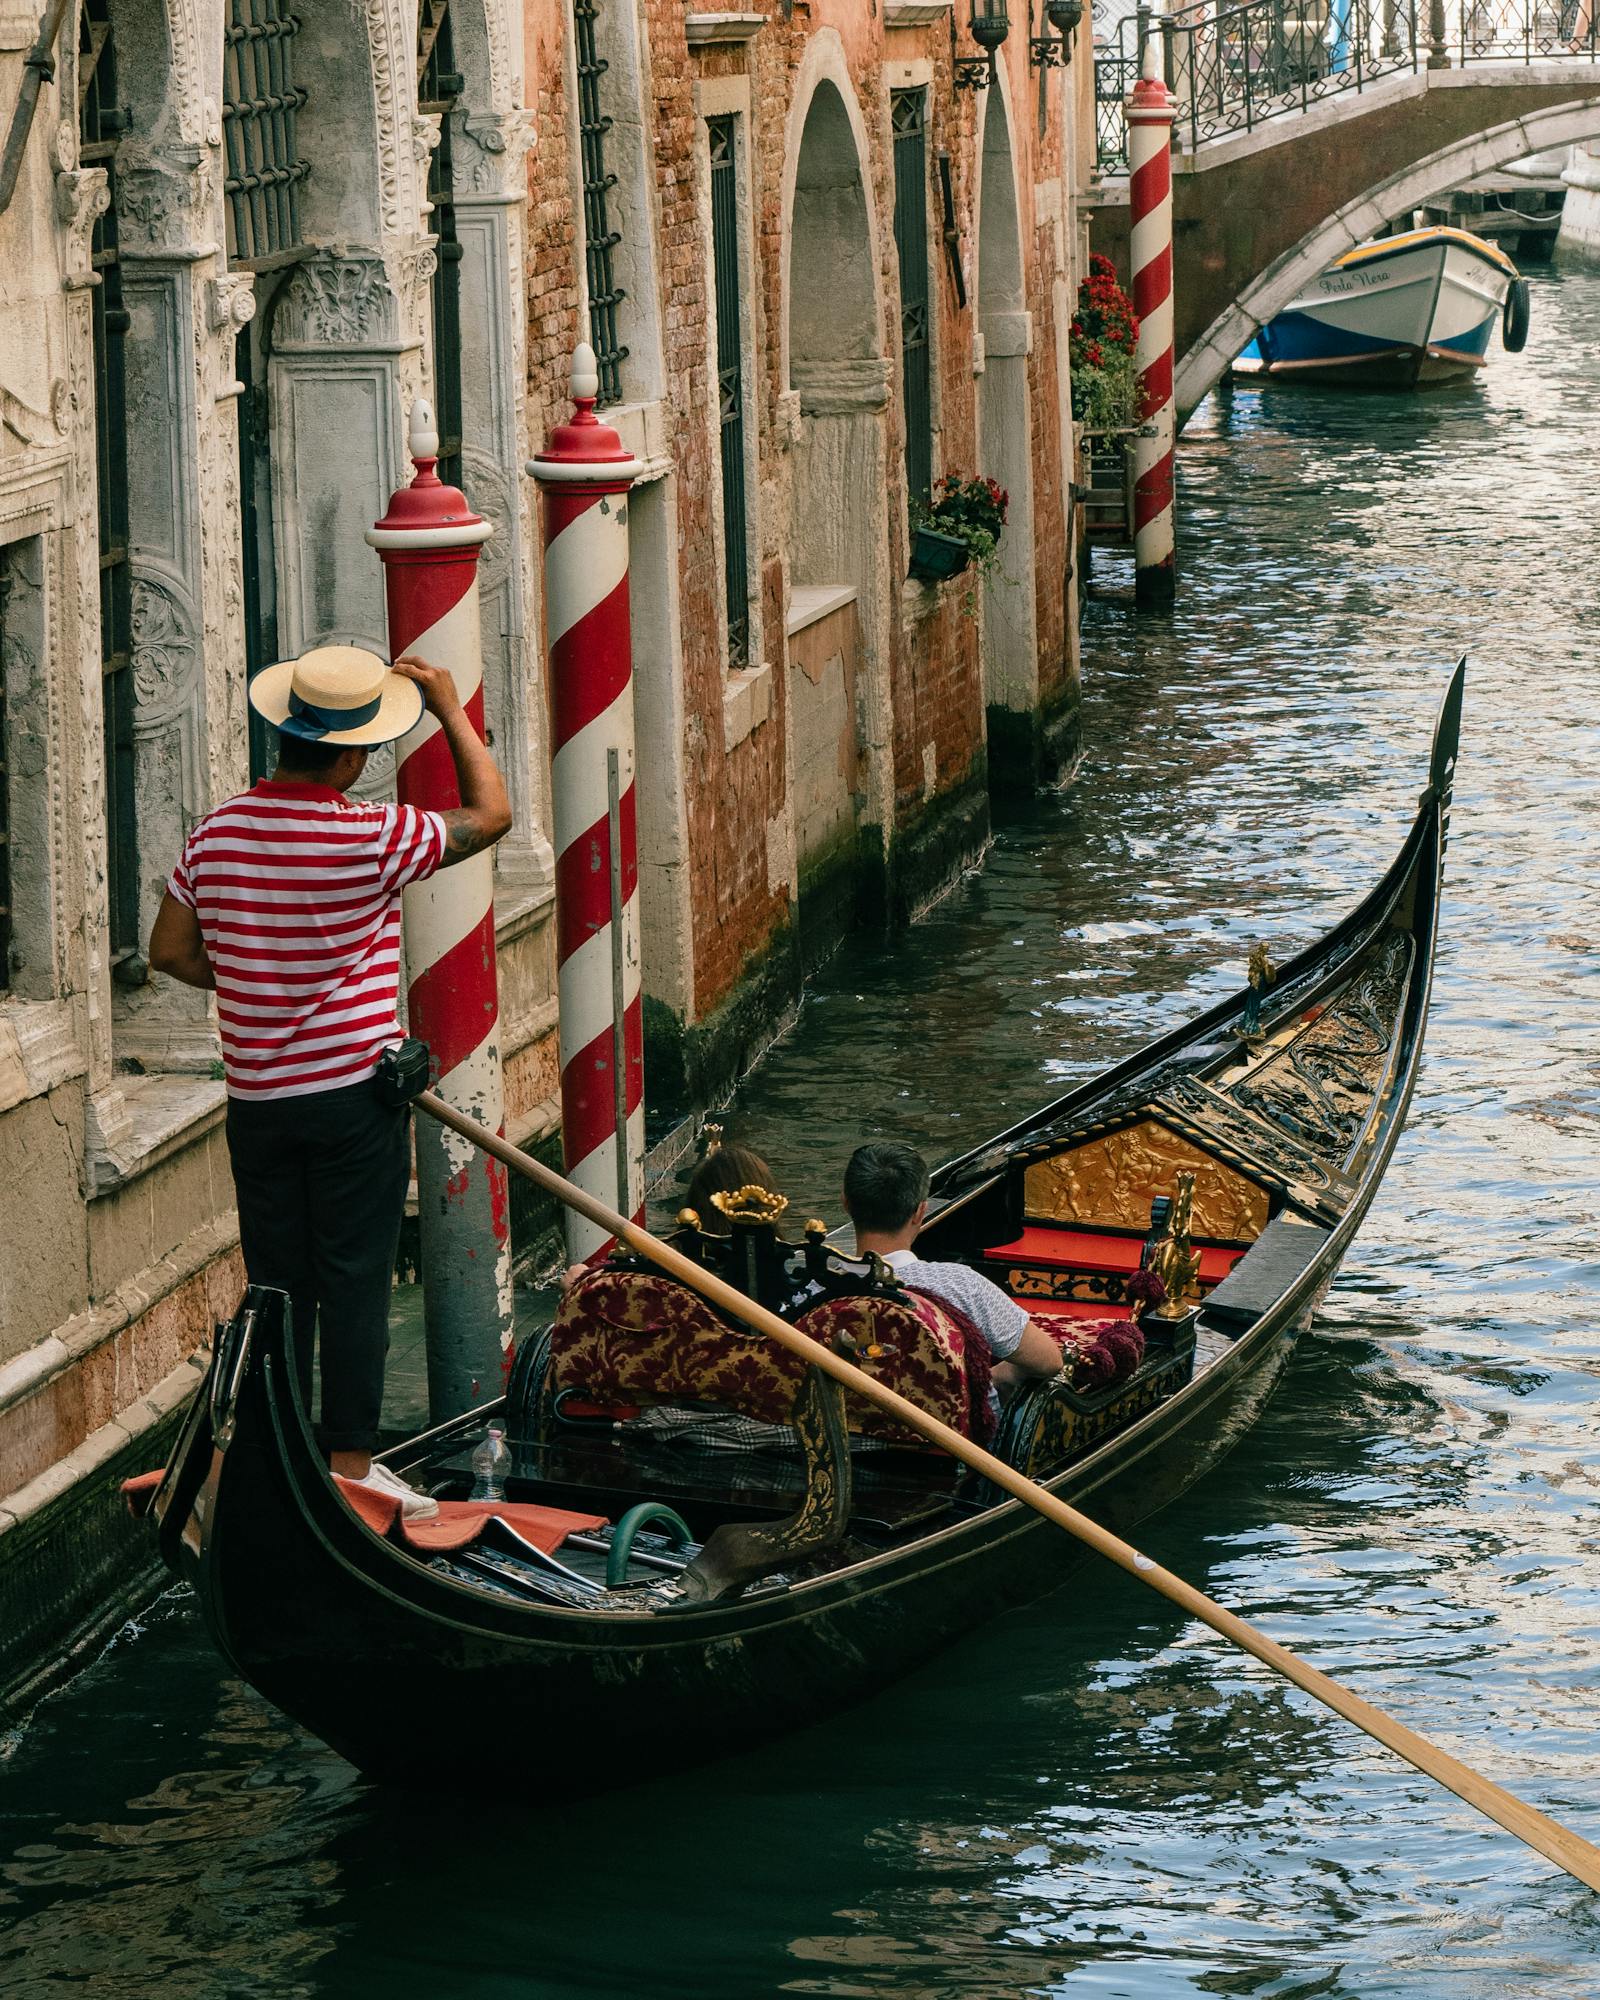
[549,1268,991,1445]
[983,1225,1243,1283]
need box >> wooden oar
[417,1089,1600,1893]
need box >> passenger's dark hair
[843,1142,930,1234]
[682,1143,777,1237]
[274,731,359,780]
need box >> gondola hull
[191,1304,1309,1791]
[151,663,1464,1795]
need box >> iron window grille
[573,0,627,406]
[891,90,933,508]
[80,0,138,958]
[222,0,309,270]
[418,0,465,491]
[708,117,749,667]
[235,327,278,782]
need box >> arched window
[79,0,137,957]
[418,0,465,489]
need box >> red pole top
[527,343,643,484]
[1127,37,1177,122]
[369,400,490,545]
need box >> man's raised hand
[392,656,462,719]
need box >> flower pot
[908,524,971,584]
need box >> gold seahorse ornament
[1147,1171,1202,1319]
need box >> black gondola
[138,662,1465,1795]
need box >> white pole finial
[571,342,601,404]
[1140,35,1163,81]
[409,397,439,462]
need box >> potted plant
[1071,255,1141,542]
[908,472,1010,589]
[1070,253,1141,434]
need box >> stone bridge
[1091,30,1600,418]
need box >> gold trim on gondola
[709,1184,790,1227]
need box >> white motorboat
[1234,226,1529,388]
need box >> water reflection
[5,272,1600,1995]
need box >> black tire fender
[1503,276,1531,354]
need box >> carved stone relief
[365,0,415,240]
[277,257,397,347]
[389,235,439,334]
[460,445,513,597]
[129,566,201,729]
[206,274,257,336]
[53,167,110,293]
[0,384,69,448]
[116,146,211,252]
[459,107,535,196]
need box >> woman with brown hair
[676,1141,779,1239]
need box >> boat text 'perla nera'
[1235,226,1531,389]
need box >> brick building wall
[521,1,1090,1105]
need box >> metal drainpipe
[0,0,74,217]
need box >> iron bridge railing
[1094,0,1600,171]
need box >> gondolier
[146,645,511,1513]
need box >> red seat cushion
[984,1226,1243,1283]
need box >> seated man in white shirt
[842,1142,1065,1392]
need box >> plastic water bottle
[469,1422,510,1503]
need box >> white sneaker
[356,1461,440,1520]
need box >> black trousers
[225,1079,409,1455]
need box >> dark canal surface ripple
[5,268,1600,1998]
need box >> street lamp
[954,0,1009,91]
[1031,0,1084,64]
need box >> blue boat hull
[1234,228,1515,389]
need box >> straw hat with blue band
[246,645,424,748]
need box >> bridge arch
[1173,92,1600,415]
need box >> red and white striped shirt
[169,780,446,1101]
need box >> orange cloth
[119,1468,164,1519]
[332,1476,606,1555]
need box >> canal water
[5,273,1600,1998]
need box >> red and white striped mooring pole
[528,344,646,1263]
[1128,36,1178,606]
[367,402,512,1421]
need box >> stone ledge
[722,660,773,751]
[1,1350,205,1531]
[509,1091,561,1152]
[685,11,766,45]
[89,1070,228,1195]
[0,998,87,1118]
[787,582,857,637]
